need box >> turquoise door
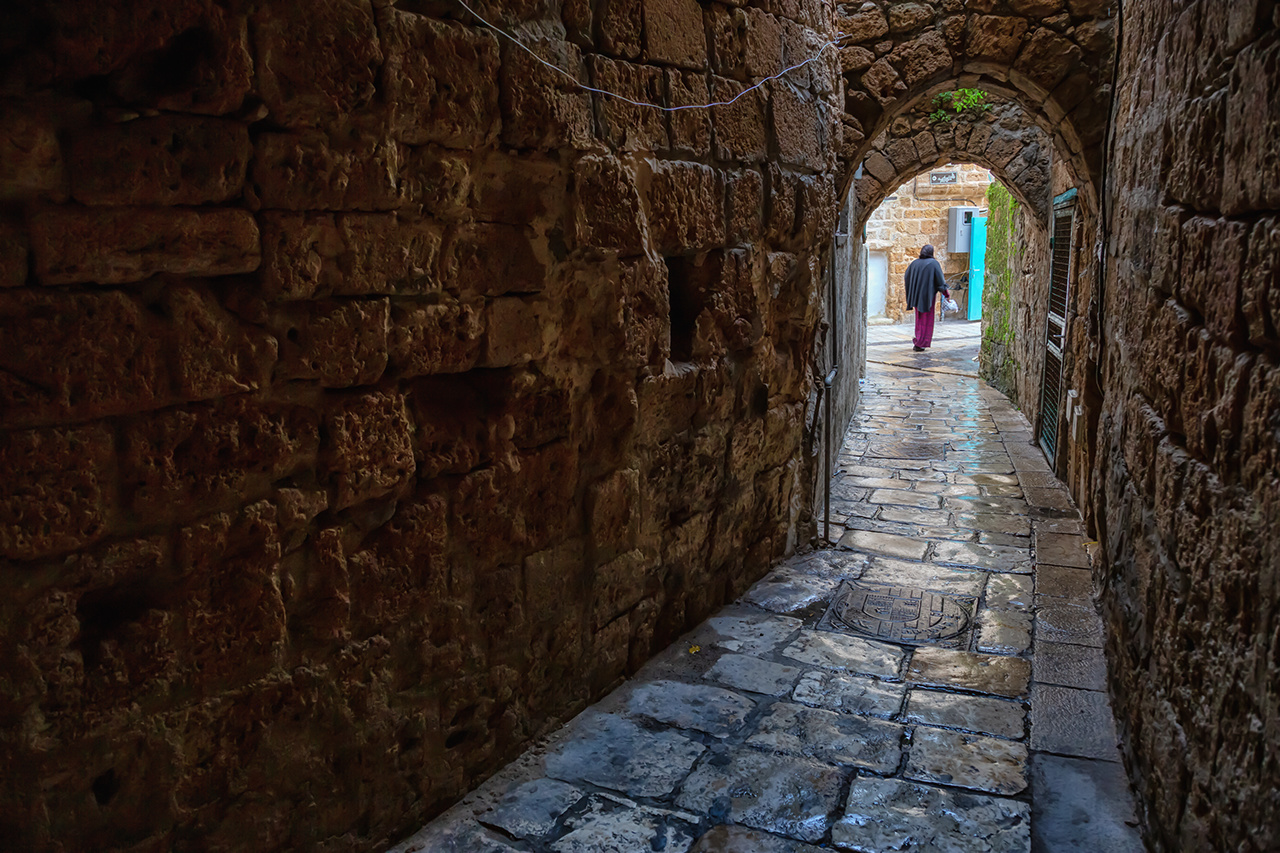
[968,215,988,320]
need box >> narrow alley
[390,325,1143,852]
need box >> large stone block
[251,131,410,211]
[967,16,1030,64]
[839,7,889,43]
[388,297,484,378]
[252,0,376,128]
[160,283,277,402]
[68,116,250,206]
[712,78,768,163]
[258,212,440,300]
[0,104,64,201]
[500,39,593,150]
[622,257,671,366]
[772,81,827,171]
[379,9,501,148]
[481,296,556,367]
[588,56,668,151]
[647,161,725,254]
[0,424,115,560]
[122,399,320,523]
[1222,38,1280,214]
[890,30,952,87]
[599,0,643,59]
[321,392,416,510]
[469,150,568,227]
[253,0,381,128]
[667,70,713,157]
[587,469,640,564]
[573,155,647,255]
[30,206,259,285]
[441,223,546,297]
[268,298,390,387]
[1242,217,1280,348]
[107,7,253,116]
[643,0,708,69]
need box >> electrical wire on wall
[453,0,839,113]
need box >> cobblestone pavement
[865,317,982,378]
[390,334,1146,853]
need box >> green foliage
[929,88,993,123]
[980,181,1022,395]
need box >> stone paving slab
[904,727,1029,794]
[390,348,1142,853]
[675,749,847,842]
[748,702,904,772]
[833,776,1031,853]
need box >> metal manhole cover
[866,440,938,460]
[818,581,975,645]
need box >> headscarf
[919,245,935,259]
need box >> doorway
[867,250,889,323]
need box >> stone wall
[865,162,990,322]
[0,1,848,848]
[979,181,1049,412]
[1089,1,1280,850]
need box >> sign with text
[929,171,958,185]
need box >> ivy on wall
[980,182,1020,398]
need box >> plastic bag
[941,296,960,314]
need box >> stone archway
[852,93,1052,231]
[831,0,1115,208]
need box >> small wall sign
[930,171,958,185]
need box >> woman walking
[904,244,951,351]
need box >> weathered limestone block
[252,131,410,211]
[321,392,416,510]
[637,367,700,440]
[743,7,786,78]
[643,0,708,69]
[30,206,259,285]
[107,7,253,115]
[1011,0,1064,14]
[269,298,390,387]
[772,81,827,171]
[885,138,918,172]
[0,285,268,427]
[573,155,647,255]
[726,169,765,245]
[766,167,799,246]
[388,297,484,378]
[1242,217,1280,348]
[469,150,568,227]
[861,58,906,105]
[1175,216,1248,342]
[0,104,64,201]
[68,116,250,206]
[253,0,381,128]
[1222,37,1280,214]
[591,549,649,629]
[841,45,876,73]
[889,3,934,34]
[175,501,287,683]
[890,30,952,87]
[667,71,713,157]
[0,424,115,560]
[622,257,671,366]
[161,283,276,401]
[122,399,320,523]
[839,7,889,43]
[482,296,556,366]
[589,56,668,151]
[442,223,546,297]
[599,0,643,59]
[406,146,472,221]
[863,150,896,184]
[648,161,726,254]
[712,78,768,163]
[259,212,440,300]
[587,469,640,564]
[1014,28,1081,93]
[354,489,449,629]
[796,174,837,250]
[967,16,1029,65]
[501,39,593,150]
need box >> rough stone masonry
[0,1,1276,852]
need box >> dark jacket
[904,256,947,313]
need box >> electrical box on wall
[948,206,980,253]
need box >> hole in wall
[665,256,702,363]
[92,768,120,806]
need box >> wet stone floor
[391,324,1145,853]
